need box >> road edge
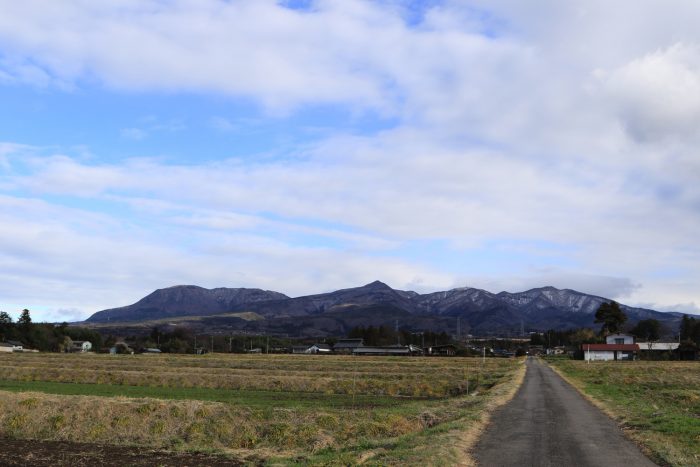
[457,358,528,466]
[543,359,662,466]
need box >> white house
[606,334,634,345]
[583,342,639,361]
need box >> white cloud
[2,131,699,320]
[656,302,700,314]
[602,43,700,142]
[2,1,700,318]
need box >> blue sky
[1,0,700,321]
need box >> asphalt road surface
[473,357,657,467]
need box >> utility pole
[457,318,461,341]
[229,336,233,353]
[587,344,590,364]
[211,335,214,353]
[194,335,197,354]
[395,319,400,345]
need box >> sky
[1,0,699,322]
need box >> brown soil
[0,438,246,466]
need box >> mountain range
[84,281,681,337]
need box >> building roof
[582,344,639,351]
[311,343,332,350]
[353,346,411,354]
[334,339,364,349]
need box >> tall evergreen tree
[17,309,32,327]
[0,311,12,340]
[680,314,696,341]
[630,319,661,342]
[17,308,33,344]
[594,301,627,336]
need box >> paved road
[473,357,657,467]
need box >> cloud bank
[0,1,699,320]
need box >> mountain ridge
[85,281,681,336]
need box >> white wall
[606,334,634,344]
[584,350,615,361]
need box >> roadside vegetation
[0,353,524,465]
[547,359,700,467]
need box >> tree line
[0,309,103,352]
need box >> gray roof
[334,340,364,349]
[353,346,411,355]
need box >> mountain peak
[363,280,392,290]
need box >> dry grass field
[0,353,524,465]
[548,359,700,467]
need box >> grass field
[0,353,524,465]
[547,359,700,467]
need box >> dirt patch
[0,438,245,467]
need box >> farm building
[291,344,332,354]
[333,338,364,354]
[637,342,679,358]
[71,341,92,352]
[425,344,456,356]
[0,342,17,352]
[353,345,423,356]
[0,340,24,352]
[306,344,332,354]
[546,346,568,356]
[582,343,639,361]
